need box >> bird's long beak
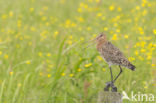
[83,38,96,50]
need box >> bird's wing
[101,42,135,69]
[104,41,125,58]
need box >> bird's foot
[111,85,117,92]
[104,86,109,91]
[104,81,117,92]
[104,81,112,91]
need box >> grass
[0,0,156,103]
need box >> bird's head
[83,33,107,49]
[95,33,107,43]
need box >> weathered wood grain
[97,91,122,103]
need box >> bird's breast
[96,42,104,52]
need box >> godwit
[94,33,136,92]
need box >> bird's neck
[96,39,107,51]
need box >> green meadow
[0,0,156,103]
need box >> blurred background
[0,0,156,103]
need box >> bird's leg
[109,66,118,92]
[107,66,119,92]
[110,65,122,92]
[113,65,123,83]
[104,66,113,91]
[109,66,114,84]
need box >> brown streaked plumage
[96,34,135,70]
[95,33,136,92]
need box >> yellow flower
[16,44,20,48]
[77,17,84,22]
[18,36,23,41]
[95,0,100,3]
[113,23,118,27]
[124,35,129,39]
[97,56,103,61]
[71,23,76,27]
[140,41,146,47]
[39,11,43,16]
[96,13,102,17]
[135,51,138,56]
[147,55,151,60]
[125,45,129,49]
[84,4,88,9]
[78,27,82,31]
[88,0,93,3]
[61,73,66,76]
[136,6,140,10]
[47,53,51,57]
[29,8,34,12]
[17,20,21,28]
[102,16,105,21]
[109,5,115,11]
[87,27,92,31]
[39,72,43,76]
[140,31,144,35]
[38,52,43,57]
[142,10,147,16]
[4,54,9,59]
[93,34,97,38]
[30,27,36,31]
[54,31,59,38]
[28,42,32,46]
[128,57,135,62]
[43,6,48,11]
[45,22,50,26]
[116,29,120,33]
[0,51,2,55]
[80,37,84,41]
[85,63,92,68]
[147,3,151,7]
[138,56,144,61]
[140,49,146,53]
[143,81,146,84]
[117,7,122,12]
[1,14,7,19]
[47,74,51,78]
[60,0,66,4]
[77,8,82,13]
[77,68,82,72]
[69,73,74,77]
[104,27,108,31]
[112,34,118,41]
[153,29,156,34]
[26,60,31,64]
[0,28,4,32]
[48,64,53,68]
[42,16,47,21]
[18,83,22,87]
[9,71,13,76]
[102,68,106,72]
[142,3,145,7]
[151,64,155,67]
[9,11,13,17]
[67,40,73,45]
[46,59,50,63]
[69,35,73,39]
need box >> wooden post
[97,91,122,103]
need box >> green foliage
[0,0,156,103]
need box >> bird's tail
[128,63,136,71]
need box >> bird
[92,33,136,92]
